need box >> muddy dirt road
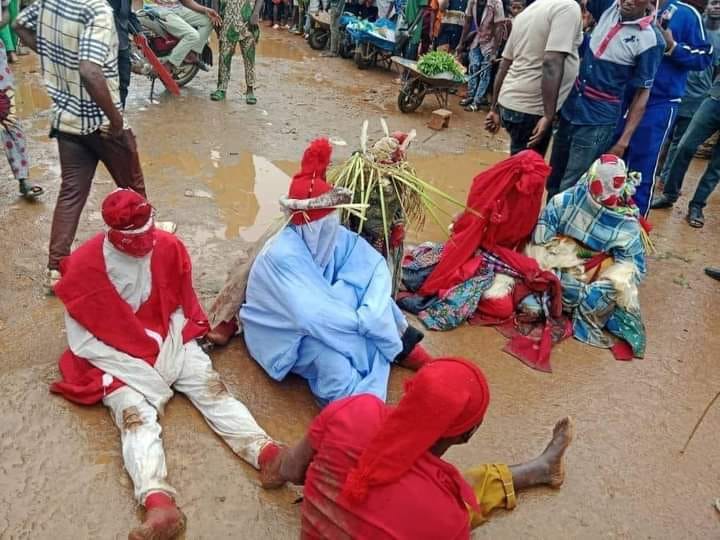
[1,31,719,539]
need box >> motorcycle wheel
[173,63,200,88]
[308,29,328,50]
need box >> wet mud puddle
[202,148,506,243]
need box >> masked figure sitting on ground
[51,189,285,540]
[207,138,433,406]
[271,357,574,538]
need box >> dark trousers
[48,129,146,270]
[546,116,616,199]
[663,96,720,209]
[118,46,131,108]
[500,106,552,157]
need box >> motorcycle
[130,7,213,97]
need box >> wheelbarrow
[392,56,467,113]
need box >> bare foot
[128,506,186,540]
[541,416,575,488]
[259,443,288,489]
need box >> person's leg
[117,46,131,109]
[689,136,720,212]
[157,8,201,67]
[659,115,691,182]
[48,133,99,270]
[501,108,542,155]
[240,33,257,103]
[465,417,574,528]
[87,129,147,198]
[462,47,481,107]
[329,4,340,54]
[546,116,574,199]
[103,387,185,540]
[179,6,213,54]
[556,124,615,194]
[623,102,676,217]
[173,341,274,468]
[663,99,720,204]
[472,51,493,107]
[213,34,237,99]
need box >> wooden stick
[680,390,720,454]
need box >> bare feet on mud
[259,443,289,489]
[541,416,575,488]
[128,506,187,540]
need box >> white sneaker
[44,268,61,295]
[155,221,177,234]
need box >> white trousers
[103,341,270,504]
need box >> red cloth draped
[50,232,209,405]
[419,150,550,296]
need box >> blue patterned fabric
[532,182,646,353]
[534,182,646,281]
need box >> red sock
[258,442,280,469]
[145,492,175,510]
[404,344,434,370]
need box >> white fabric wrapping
[65,313,175,412]
[64,237,272,503]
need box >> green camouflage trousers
[217,0,260,92]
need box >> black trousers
[118,46,131,108]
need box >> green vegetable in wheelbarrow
[416,51,466,82]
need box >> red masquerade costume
[51,189,278,528]
[301,359,502,540]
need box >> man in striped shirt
[14,0,147,291]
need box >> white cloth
[292,212,340,271]
[103,342,271,502]
[66,238,272,502]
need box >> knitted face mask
[586,154,636,207]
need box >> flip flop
[246,93,257,105]
[18,180,44,201]
[210,90,226,101]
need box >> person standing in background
[436,0,468,52]
[108,0,133,109]
[614,0,713,217]
[0,0,18,63]
[1,0,43,200]
[484,0,582,155]
[14,0,151,290]
[211,0,262,104]
[652,0,720,210]
[545,0,665,200]
[457,0,507,112]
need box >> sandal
[18,179,44,201]
[686,206,704,228]
[245,92,257,105]
[210,89,226,101]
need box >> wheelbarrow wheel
[398,79,426,113]
[354,42,373,69]
[309,29,328,50]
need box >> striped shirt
[16,0,121,135]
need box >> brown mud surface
[1,31,719,539]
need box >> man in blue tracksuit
[614,0,713,217]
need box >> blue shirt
[561,0,664,126]
[641,0,714,105]
[678,22,720,116]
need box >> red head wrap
[287,138,335,225]
[101,189,155,257]
[341,358,490,503]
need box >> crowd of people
[0,0,719,537]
